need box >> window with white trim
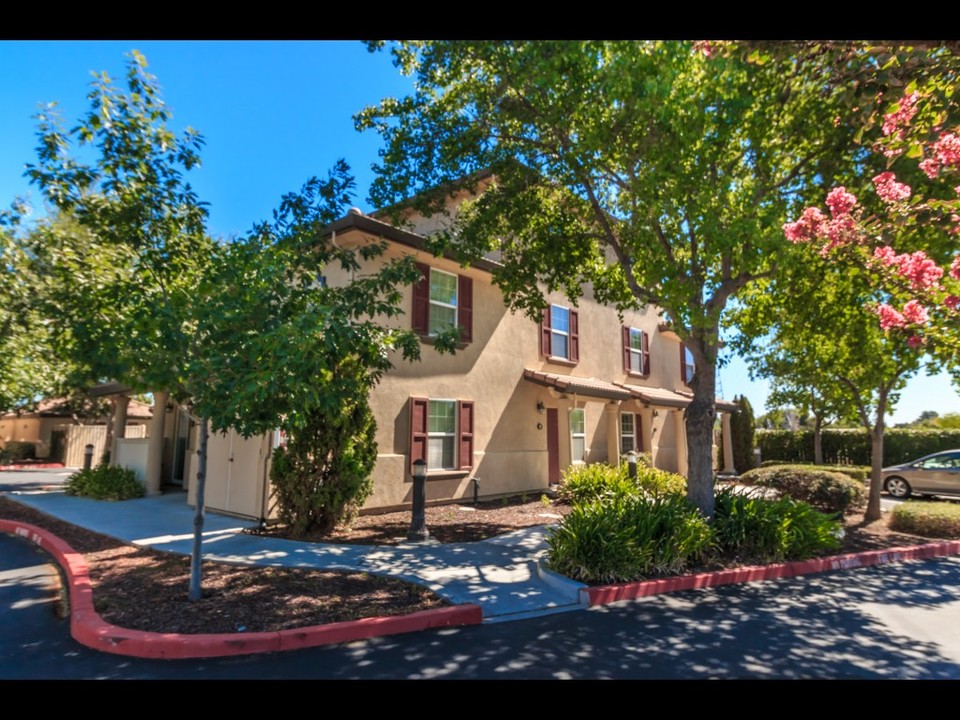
[428,268,458,336]
[409,397,475,474]
[620,412,636,455]
[624,327,650,376]
[540,304,579,363]
[570,408,585,462]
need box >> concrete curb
[583,540,960,606]
[0,463,66,470]
[0,519,483,660]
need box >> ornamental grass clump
[712,487,842,563]
[738,465,865,515]
[65,465,144,501]
[546,493,712,584]
[890,501,960,539]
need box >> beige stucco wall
[318,225,695,510]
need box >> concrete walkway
[4,491,585,622]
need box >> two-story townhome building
[178,201,737,520]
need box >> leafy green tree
[729,395,756,474]
[186,166,426,537]
[358,41,863,517]
[734,251,926,521]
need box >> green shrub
[65,465,144,500]
[759,460,870,482]
[558,462,686,505]
[890,501,960,539]
[546,493,712,583]
[738,465,865,515]
[713,487,842,562]
[730,395,756,473]
[3,441,37,461]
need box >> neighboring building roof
[3,396,153,420]
[523,371,737,412]
[325,209,503,274]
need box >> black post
[408,458,429,542]
[626,450,638,480]
[83,444,94,471]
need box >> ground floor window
[620,412,636,455]
[428,399,456,470]
[570,408,585,462]
[409,397,475,473]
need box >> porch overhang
[522,369,634,401]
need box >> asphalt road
[2,529,959,680]
[0,468,74,493]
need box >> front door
[546,408,560,485]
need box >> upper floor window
[623,327,650,376]
[540,304,579,363]
[681,343,695,385]
[412,262,473,343]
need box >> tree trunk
[685,353,718,519]
[866,419,885,522]
[813,415,824,465]
[188,416,208,602]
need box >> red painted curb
[584,540,960,606]
[0,519,483,660]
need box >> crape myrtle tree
[358,40,863,517]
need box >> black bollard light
[408,458,429,542]
[626,450,638,480]
[83,443,95,471]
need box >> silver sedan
[883,450,960,499]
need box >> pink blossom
[693,41,716,58]
[873,172,912,203]
[951,256,960,280]
[882,91,919,139]
[919,157,941,179]
[900,251,943,290]
[783,206,827,243]
[946,295,960,310]
[907,334,924,349]
[820,214,861,254]
[901,299,929,325]
[825,187,857,217]
[873,246,898,266]
[874,304,906,330]
[934,132,960,168]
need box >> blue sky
[1,40,956,424]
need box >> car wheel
[885,476,912,499]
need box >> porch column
[721,411,735,473]
[145,390,168,496]
[605,402,620,465]
[111,394,130,463]
[674,408,688,477]
[639,406,655,466]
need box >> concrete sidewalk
[4,490,586,622]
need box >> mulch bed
[0,492,942,635]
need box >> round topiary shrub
[738,465,865,515]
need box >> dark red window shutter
[622,326,631,372]
[412,263,430,335]
[540,307,551,356]
[458,274,473,343]
[569,310,579,363]
[635,413,642,453]
[409,396,428,473]
[642,330,650,376]
[457,400,474,470]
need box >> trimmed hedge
[759,460,870,482]
[1,441,37,462]
[757,428,960,467]
[738,465,866,515]
[890,501,960,539]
